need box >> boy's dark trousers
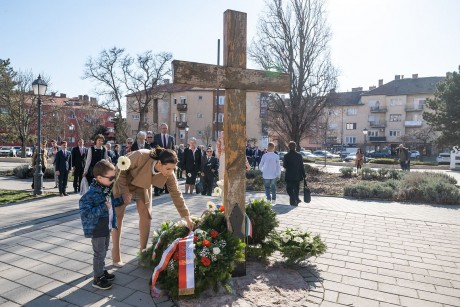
[201,174,215,196]
[91,235,110,278]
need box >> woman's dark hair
[150,147,178,164]
[94,134,105,142]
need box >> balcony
[404,120,422,127]
[369,121,387,128]
[177,103,188,112]
[405,105,424,112]
[370,106,388,113]
[369,136,387,142]
[176,121,188,129]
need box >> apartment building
[126,83,265,148]
[327,75,444,155]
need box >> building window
[179,130,185,139]
[173,114,177,122]
[329,123,338,129]
[68,137,75,143]
[389,130,401,137]
[217,113,224,123]
[345,136,356,144]
[390,114,402,122]
[346,108,357,116]
[198,96,203,100]
[390,98,402,106]
[132,114,140,120]
[68,113,75,119]
[197,113,203,118]
[179,113,186,122]
[107,127,114,133]
[368,130,379,137]
[180,96,186,104]
[218,96,225,105]
[197,130,202,135]
[174,98,177,105]
[346,123,357,130]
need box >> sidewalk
[1,189,460,306]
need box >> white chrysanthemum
[187,173,192,177]
[117,156,131,171]
[212,247,221,255]
[214,187,222,196]
[195,229,204,234]
[207,201,217,210]
[281,235,290,243]
[174,220,188,227]
[216,180,224,188]
[303,237,311,244]
[290,230,299,236]
[294,237,303,243]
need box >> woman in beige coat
[355,148,365,171]
[112,147,194,267]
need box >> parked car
[300,151,320,160]
[9,146,21,157]
[436,153,451,164]
[312,150,340,158]
[367,151,390,158]
[0,146,12,157]
[18,147,33,157]
[410,150,421,159]
[344,153,369,163]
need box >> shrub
[339,167,354,178]
[361,167,377,180]
[377,168,389,178]
[246,199,279,245]
[13,164,32,179]
[246,169,262,179]
[344,183,373,198]
[422,181,460,204]
[370,184,394,199]
[388,169,403,180]
[304,164,320,175]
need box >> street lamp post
[69,124,75,146]
[32,75,48,196]
[363,128,368,162]
[185,126,190,143]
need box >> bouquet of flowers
[275,227,327,265]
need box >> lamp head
[32,75,48,96]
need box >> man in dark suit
[71,138,87,193]
[153,123,175,196]
[200,147,219,196]
[54,141,72,196]
[283,141,306,206]
[253,146,262,169]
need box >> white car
[18,147,33,157]
[312,150,340,158]
[410,150,421,159]
[300,151,319,160]
[0,146,12,157]
[436,153,451,163]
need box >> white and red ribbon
[150,232,195,297]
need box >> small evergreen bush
[368,158,398,164]
[388,169,403,180]
[361,167,377,180]
[377,168,389,178]
[304,164,320,175]
[13,164,32,179]
[246,169,262,179]
[339,167,354,178]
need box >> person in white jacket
[259,142,281,203]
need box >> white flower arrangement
[206,201,217,211]
[117,156,131,171]
[212,247,221,255]
[213,187,222,196]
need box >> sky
[1,0,459,99]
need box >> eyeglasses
[101,175,116,181]
[147,136,153,139]
[127,142,133,144]
[206,150,212,153]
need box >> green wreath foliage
[139,210,245,298]
[245,199,279,260]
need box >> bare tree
[249,0,338,148]
[121,51,172,132]
[83,47,128,142]
[200,124,212,146]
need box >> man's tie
[80,147,83,155]
[163,134,167,148]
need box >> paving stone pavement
[1,187,460,306]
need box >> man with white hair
[131,131,151,151]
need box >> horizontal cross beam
[172,60,290,93]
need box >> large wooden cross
[172,10,290,275]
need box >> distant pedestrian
[355,148,364,171]
[54,141,72,196]
[176,144,184,179]
[200,146,219,196]
[182,137,201,194]
[50,140,59,188]
[120,138,133,156]
[71,139,87,193]
[131,131,151,151]
[259,142,281,203]
[283,141,306,206]
[79,160,119,290]
[398,144,410,171]
[112,144,120,166]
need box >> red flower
[200,257,211,266]
[219,206,225,212]
[202,239,211,247]
[193,236,198,242]
[210,230,219,238]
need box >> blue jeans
[92,235,110,278]
[263,178,277,201]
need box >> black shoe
[104,270,115,281]
[92,275,112,290]
[74,189,78,193]
[60,193,63,197]
[290,202,298,206]
[63,193,69,196]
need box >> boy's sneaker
[104,270,115,281]
[92,275,112,290]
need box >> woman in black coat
[283,141,306,206]
[182,138,201,194]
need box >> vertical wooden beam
[223,9,247,276]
